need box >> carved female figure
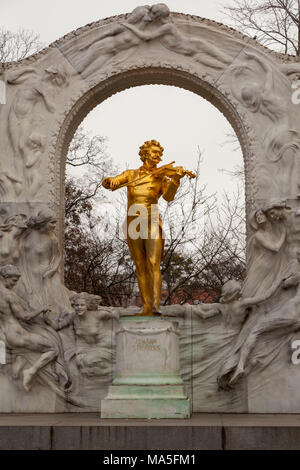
[7,66,67,192]
[217,253,300,389]
[0,214,27,266]
[18,209,71,311]
[231,52,286,124]
[122,3,231,70]
[0,265,58,392]
[76,5,153,76]
[242,203,290,298]
[187,278,277,391]
[23,133,45,199]
[215,205,291,389]
[231,52,300,194]
[190,279,274,329]
[69,293,117,378]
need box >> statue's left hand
[172,166,185,181]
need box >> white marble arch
[1,4,300,413]
[2,4,300,240]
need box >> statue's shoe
[136,308,153,316]
[152,305,163,316]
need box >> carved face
[3,275,20,289]
[150,4,170,21]
[45,67,66,87]
[87,299,100,310]
[45,219,56,231]
[220,280,241,303]
[267,208,283,221]
[74,298,87,316]
[256,210,267,225]
[27,135,44,152]
[144,145,162,166]
[131,5,152,24]
[241,85,261,111]
[51,74,65,87]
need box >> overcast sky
[1,0,243,201]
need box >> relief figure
[230,51,300,194]
[190,279,275,329]
[242,203,290,298]
[50,293,117,378]
[122,3,231,69]
[0,214,27,266]
[218,251,300,390]
[0,265,58,392]
[76,5,152,75]
[7,66,67,194]
[216,204,293,389]
[23,132,45,199]
[17,209,71,311]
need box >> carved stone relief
[1,4,300,412]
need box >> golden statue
[102,140,195,316]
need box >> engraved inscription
[134,338,160,352]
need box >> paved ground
[1,413,300,449]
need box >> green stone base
[101,398,190,419]
[106,384,186,399]
[101,384,190,419]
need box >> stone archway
[3,5,298,224]
[54,67,254,245]
[1,4,300,413]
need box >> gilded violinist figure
[102,140,195,316]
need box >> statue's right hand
[102,177,112,189]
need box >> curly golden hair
[139,140,164,162]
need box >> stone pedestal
[101,316,190,419]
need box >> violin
[153,161,196,180]
[104,161,196,191]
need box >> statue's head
[85,294,102,311]
[26,132,45,153]
[220,280,242,304]
[44,65,68,87]
[139,139,164,165]
[27,209,56,231]
[263,200,290,222]
[241,84,261,112]
[150,3,170,21]
[249,208,268,231]
[129,5,152,24]
[255,209,267,225]
[0,264,21,289]
[0,214,27,231]
[70,293,88,316]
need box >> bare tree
[65,125,114,215]
[67,126,108,171]
[65,144,246,307]
[160,151,246,305]
[222,0,300,55]
[64,178,136,305]
[0,27,44,62]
